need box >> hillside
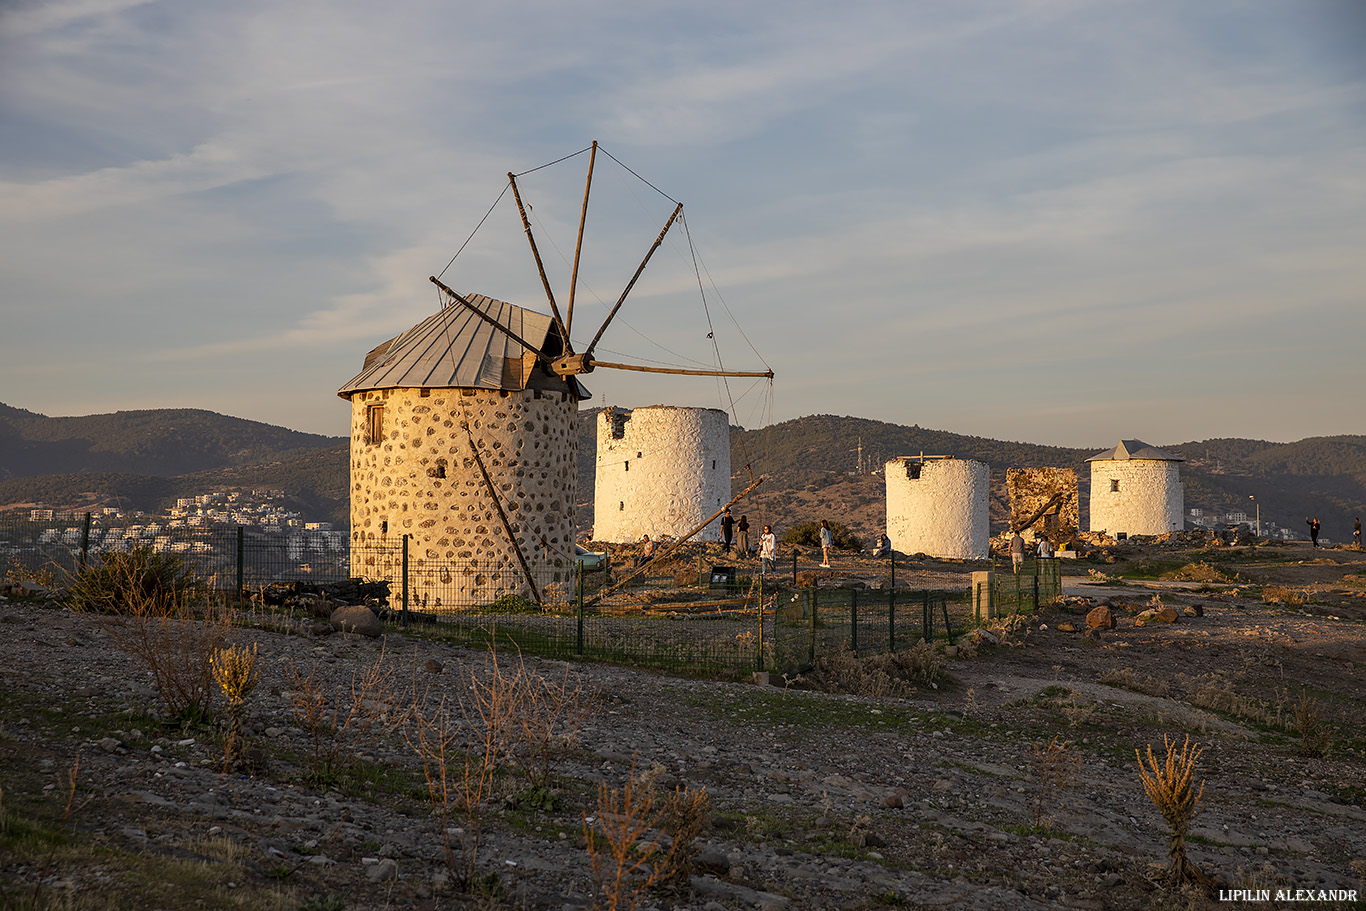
[1,404,1362,542]
[0,403,343,480]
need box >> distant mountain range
[2,403,1362,542]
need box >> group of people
[718,508,779,574]
[1307,516,1363,548]
[1008,531,1055,572]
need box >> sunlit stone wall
[347,387,577,607]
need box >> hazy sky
[2,0,1363,449]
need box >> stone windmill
[338,143,771,608]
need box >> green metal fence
[970,558,1063,620]
[4,513,990,677]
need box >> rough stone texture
[346,387,577,607]
[1088,459,1183,537]
[1005,467,1079,543]
[593,406,731,544]
[330,605,382,637]
[1086,605,1116,629]
[885,458,989,560]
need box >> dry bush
[211,642,261,768]
[1028,736,1081,830]
[286,648,405,781]
[67,546,206,614]
[797,642,943,698]
[1293,689,1333,759]
[1060,691,1098,728]
[96,586,231,724]
[1162,562,1233,584]
[1262,585,1309,606]
[510,662,600,790]
[1136,735,1211,893]
[983,613,1034,645]
[1099,667,1170,697]
[1182,672,1283,728]
[583,762,710,911]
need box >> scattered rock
[1184,604,1204,617]
[424,658,444,674]
[1086,606,1116,630]
[330,605,382,638]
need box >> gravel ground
[2,541,1365,911]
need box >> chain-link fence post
[401,534,409,626]
[79,513,92,571]
[235,526,244,600]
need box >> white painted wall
[1087,459,1183,536]
[885,458,989,559]
[594,406,730,543]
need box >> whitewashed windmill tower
[885,455,990,559]
[339,142,771,607]
[594,405,731,544]
[1086,439,1184,537]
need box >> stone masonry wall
[593,406,730,544]
[1006,467,1079,543]
[885,458,989,560]
[1087,460,1183,536]
[348,387,577,607]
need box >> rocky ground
[2,540,1365,911]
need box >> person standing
[737,514,750,556]
[635,535,655,568]
[1010,531,1026,573]
[1037,536,1054,559]
[720,507,734,554]
[1354,517,1361,548]
[759,525,777,575]
[819,519,833,568]
[1306,516,1320,548]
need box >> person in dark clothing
[1354,517,1361,547]
[720,507,734,554]
[737,514,750,555]
[1306,517,1320,548]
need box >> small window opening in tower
[619,501,624,511]
[366,404,385,444]
[624,461,630,472]
[381,520,388,535]
[637,451,642,459]
[1111,479,1120,492]
[419,388,430,397]
[712,459,717,470]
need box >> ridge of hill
[1,404,1362,542]
[0,403,343,480]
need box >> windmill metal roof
[1085,439,1184,462]
[337,292,582,399]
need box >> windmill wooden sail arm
[508,172,571,349]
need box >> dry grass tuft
[797,641,943,698]
[1028,736,1080,830]
[1293,689,1332,759]
[211,642,261,768]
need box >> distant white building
[1087,440,1184,537]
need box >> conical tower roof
[337,293,584,399]
[1085,439,1183,462]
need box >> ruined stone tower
[1086,440,1184,537]
[338,293,584,608]
[593,405,730,543]
[885,456,990,560]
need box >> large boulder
[330,605,382,638]
[1086,606,1116,630]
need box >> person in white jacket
[759,525,777,575]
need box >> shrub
[1136,735,1212,893]
[67,546,205,614]
[781,520,864,551]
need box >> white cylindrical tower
[1086,440,1184,536]
[593,406,731,543]
[339,293,583,608]
[885,457,990,559]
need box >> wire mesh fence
[3,514,1055,676]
